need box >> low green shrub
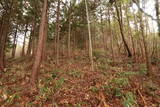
[54,77,65,91]
[138,64,148,75]
[90,86,99,93]
[109,77,130,88]
[123,92,139,107]
[68,69,83,78]
[117,71,138,77]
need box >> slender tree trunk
[155,0,160,37]
[0,22,10,71]
[151,21,157,58]
[85,0,94,71]
[32,34,36,57]
[100,7,105,50]
[42,13,48,60]
[30,0,48,86]
[139,9,151,75]
[0,1,12,71]
[12,24,18,58]
[0,14,4,43]
[125,7,136,61]
[108,7,115,63]
[115,2,132,57]
[22,23,28,56]
[68,15,71,57]
[27,21,35,55]
[27,33,32,55]
[133,13,144,61]
[113,18,121,56]
[56,0,60,65]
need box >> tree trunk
[12,24,18,58]
[138,7,151,75]
[30,0,48,86]
[155,0,160,37]
[27,20,35,55]
[100,7,105,50]
[0,1,12,71]
[68,15,71,58]
[27,33,32,55]
[21,23,28,56]
[85,0,94,71]
[108,7,115,63]
[115,2,132,57]
[56,0,60,65]
[125,7,136,61]
[42,13,48,61]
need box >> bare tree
[85,0,94,71]
[56,0,60,65]
[115,2,132,57]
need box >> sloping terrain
[0,50,160,107]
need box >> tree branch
[132,0,159,21]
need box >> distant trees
[0,0,160,86]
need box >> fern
[109,77,130,88]
[117,71,138,77]
[123,92,139,107]
[54,77,65,91]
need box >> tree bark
[27,33,32,55]
[115,2,132,57]
[42,13,48,60]
[155,0,160,37]
[108,7,115,63]
[30,0,48,86]
[0,1,12,71]
[85,0,94,71]
[56,0,60,65]
[125,6,136,61]
[12,24,18,58]
[21,23,28,56]
[68,15,71,57]
[138,6,151,75]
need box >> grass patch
[54,77,65,92]
[97,64,109,70]
[143,80,160,97]
[93,49,106,59]
[51,69,62,79]
[138,64,148,75]
[90,86,99,93]
[117,71,138,77]
[68,69,83,78]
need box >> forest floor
[0,49,160,107]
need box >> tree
[115,1,132,57]
[12,24,18,58]
[55,0,61,65]
[0,0,13,71]
[85,0,94,71]
[138,1,151,75]
[155,0,160,37]
[30,0,48,87]
[21,22,28,56]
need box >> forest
[0,0,160,106]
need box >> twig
[137,89,147,107]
